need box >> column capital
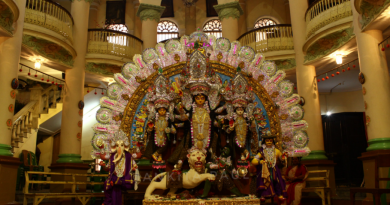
[213,1,243,20]
[136,3,165,22]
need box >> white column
[289,0,326,160]
[214,1,243,41]
[57,0,90,163]
[137,1,165,48]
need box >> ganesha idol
[98,130,140,205]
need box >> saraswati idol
[143,72,176,168]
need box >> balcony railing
[87,29,143,60]
[25,0,73,42]
[305,0,352,39]
[237,25,294,53]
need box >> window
[254,18,277,29]
[203,19,222,38]
[106,24,128,46]
[106,24,128,32]
[157,20,179,43]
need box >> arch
[203,19,222,38]
[253,17,278,29]
[157,20,179,43]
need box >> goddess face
[265,138,274,146]
[158,107,167,116]
[195,95,206,106]
[236,107,244,116]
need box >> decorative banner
[79,109,83,116]
[6,119,12,127]
[77,133,82,140]
[10,90,16,99]
[11,78,19,89]
[78,100,84,110]
[78,121,82,127]
[8,104,14,112]
[359,72,365,84]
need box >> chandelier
[182,0,198,7]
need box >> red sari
[285,164,307,205]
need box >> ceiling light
[336,54,343,64]
[35,59,41,69]
[326,111,331,116]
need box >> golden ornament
[280,114,288,120]
[258,75,265,82]
[271,91,279,98]
[217,52,223,61]
[174,54,180,63]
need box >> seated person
[283,157,308,205]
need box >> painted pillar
[0,0,26,203]
[185,4,196,35]
[0,0,26,156]
[352,4,390,151]
[137,2,165,48]
[57,0,90,163]
[133,1,142,39]
[289,0,327,160]
[214,1,243,41]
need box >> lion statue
[144,147,215,199]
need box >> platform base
[143,196,260,205]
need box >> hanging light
[336,54,343,64]
[35,59,42,69]
[326,111,332,116]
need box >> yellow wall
[13,130,38,158]
[161,0,186,35]
[37,136,53,172]
[319,90,365,115]
[246,0,291,30]
[195,0,209,31]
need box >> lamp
[35,59,41,69]
[326,111,332,116]
[336,54,343,64]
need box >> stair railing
[11,84,63,152]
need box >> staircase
[11,84,63,153]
